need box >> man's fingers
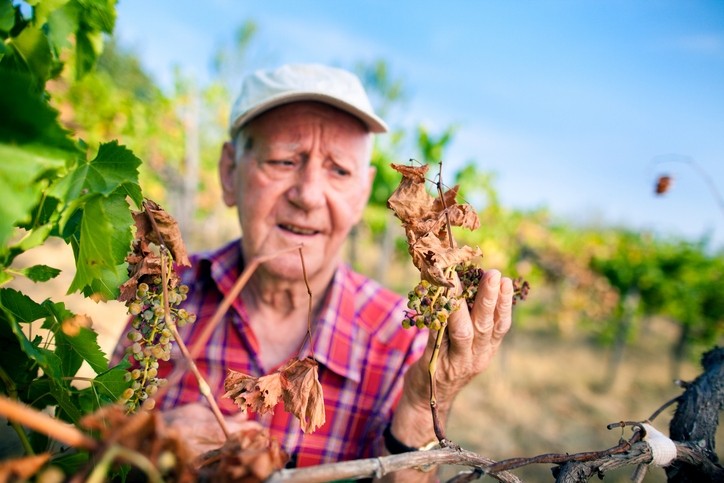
[471,269,501,335]
[494,276,514,340]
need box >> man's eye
[331,165,351,177]
[267,159,295,168]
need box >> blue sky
[114,1,724,248]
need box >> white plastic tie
[641,423,677,466]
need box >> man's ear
[219,141,238,207]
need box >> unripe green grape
[123,273,196,413]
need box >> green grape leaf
[78,360,130,412]
[44,1,76,57]
[0,270,11,286]
[51,141,143,206]
[1,306,62,380]
[77,0,115,32]
[0,68,78,246]
[0,324,40,393]
[0,144,71,248]
[26,377,56,410]
[67,191,134,299]
[0,0,14,33]
[82,263,127,300]
[4,22,53,85]
[56,326,108,376]
[51,450,89,478]
[20,264,62,282]
[49,378,83,423]
[74,0,115,78]
[0,287,49,323]
[74,23,101,79]
[0,69,77,149]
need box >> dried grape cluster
[456,264,531,311]
[403,263,530,330]
[119,278,196,412]
[403,279,461,331]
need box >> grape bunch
[403,279,461,331]
[403,264,530,331]
[119,279,196,412]
[456,263,531,311]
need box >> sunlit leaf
[20,264,62,282]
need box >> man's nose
[286,164,325,210]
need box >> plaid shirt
[114,239,427,466]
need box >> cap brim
[229,91,388,136]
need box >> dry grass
[443,323,721,482]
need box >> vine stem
[85,444,164,483]
[428,265,457,443]
[159,245,229,438]
[0,366,35,455]
[427,161,458,443]
[0,395,97,450]
[292,246,316,360]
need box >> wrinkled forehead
[237,101,373,161]
[246,101,370,135]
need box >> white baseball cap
[228,63,388,136]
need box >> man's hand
[392,269,514,447]
[163,402,261,460]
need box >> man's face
[220,102,375,283]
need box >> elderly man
[117,63,513,477]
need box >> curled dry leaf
[280,357,326,434]
[0,453,50,482]
[224,371,281,416]
[224,357,325,434]
[197,427,288,483]
[388,163,482,286]
[118,199,191,302]
[80,404,196,482]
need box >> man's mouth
[279,224,320,236]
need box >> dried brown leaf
[139,200,191,267]
[388,163,482,285]
[118,200,189,302]
[280,357,326,434]
[0,453,50,482]
[198,427,288,483]
[224,359,325,433]
[223,371,259,413]
[224,370,283,416]
[255,373,283,412]
[80,405,196,481]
